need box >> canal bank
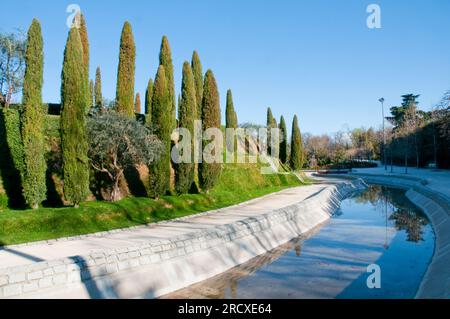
[314,170,450,299]
[0,179,366,299]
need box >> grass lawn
[0,163,308,246]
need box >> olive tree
[87,110,164,201]
[0,30,26,107]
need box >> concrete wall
[0,180,366,299]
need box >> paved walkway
[0,183,332,270]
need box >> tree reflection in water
[355,185,429,242]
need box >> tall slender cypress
[199,70,221,192]
[60,27,90,207]
[89,79,94,107]
[94,67,102,108]
[279,116,288,164]
[226,90,237,129]
[290,115,304,170]
[267,107,278,155]
[78,13,89,78]
[159,36,175,130]
[175,62,197,194]
[149,66,171,197]
[191,51,203,120]
[145,78,153,117]
[116,21,136,118]
[21,18,47,209]
[135,93,141,114]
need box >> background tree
[116,22,136,118]
[191,51,203,120]
[145,78,153,117]
[226,89,237,129]
[0,30,26,108]
[159,36,176,130]
[279,115,288,164]
[174,62,197,194]
[149,66,171,197]
[87,111,163,201]
[60,27,90,207]
[290,115,304,170]
[89,79,94,107]
[199,70,221,192]
[266,107,278,156]
[135,92,141,114]
[94,66,102,108]
[21,19,47,209]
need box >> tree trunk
[110,169,124,202]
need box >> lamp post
[379,98,387,170]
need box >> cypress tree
[290,115,304,170]
[135,93,141,114]
[267,107,277,155]
[78,13,89,78]
[78,13,90,112]
[279,115,288,164]
[21,18,47,209]
[94,67,102,108]
[225,89,237,129]
[149,66,171,197]
[116,21,136,118]
[145,78,153,116]
[199,70,221,192]
[159,36,175,130]
[174,62,196,194]
[60,27,90,207]
[89,79,94,107]
[191,51,203,120]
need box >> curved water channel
[162,185,435,299]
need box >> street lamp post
[379,98,387,171]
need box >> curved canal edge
[0,179,367,299]
[322,172,450,299]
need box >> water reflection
[162,186,434,299]
[356,186,429,242]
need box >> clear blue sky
[2,0,450,135]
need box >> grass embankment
[0,162,306,246]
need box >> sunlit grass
[0,163,307,246]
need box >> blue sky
[2,0,450,135]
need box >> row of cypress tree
[267,108,305,170]
[18,15,304,209]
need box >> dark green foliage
[159,36,175,130]
[0,108,25,208]
[199,70,222,192]
[60,27,90,206]
[145,78,153,116]
[21,19,47,209]
[225,89,238,129]
[116,22,136,118]
[135,93,141,114]
[290,115,304,170]
[149,66,171,198]
[174,62,196,194]
[87,110,163,201]
[191,51,203,120]
[94,67,102,108]
[267,107,278,156]
[279,115,288,164]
